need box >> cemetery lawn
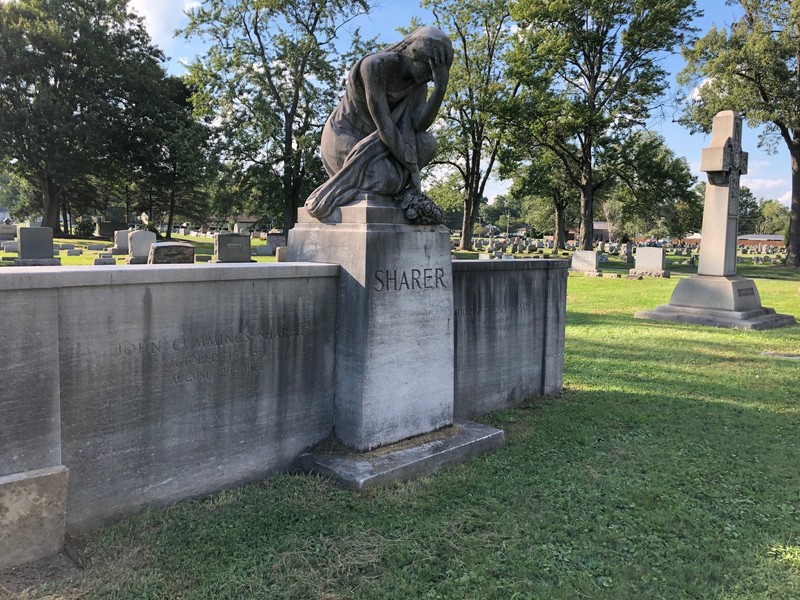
[9,273,800,600]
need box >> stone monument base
[635,275,796,330]
[629,268,670,278]
[0,466,68,570]
[13,258,60,266]
[298,421,504,491]
[288,196,454,451]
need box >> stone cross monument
[697,111,748,277]
[635,110,795,330]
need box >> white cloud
[129,0,195,49]
[777,191,792,208]
[743,177,790,203]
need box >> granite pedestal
[288,197,456,451]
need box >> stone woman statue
[304,26,453,220]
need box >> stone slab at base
[13,258,60,266]
[635,275,796,330]
[634,304,796,330]
[629,269,671,278]
[299,421,504,491]
[0,465,68,570]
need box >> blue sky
[130,0,792,207]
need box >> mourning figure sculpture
[304,26,453,224]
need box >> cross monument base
[635,275,796,330]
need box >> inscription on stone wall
[374,268,447,292]
[455,302,537,331]
[737,287,755,297]
[110,323,304,387]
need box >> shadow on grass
[47,379,800,600]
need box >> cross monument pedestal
[635,111,795,330]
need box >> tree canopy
[0,0,167,231]
[680,0,800,266]
[509,0,700,249]
[182,0,372,234]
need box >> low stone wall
[0,263,338,539]
[1,258,568,567]
[452,259,568,418]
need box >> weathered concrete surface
[299,421,503,491]
[452,259,569,418]
[0,288,61,477]
[0,466,68,570]
[288,199,454,451]
[0,264,339,532]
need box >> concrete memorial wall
[0,256,567,568]
[0,264,337,540]
[453,260,568,417]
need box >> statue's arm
[414,60,449,132]
[361,55,418,171]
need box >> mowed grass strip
[11,273,800,600]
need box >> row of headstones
[572,247,674,277]
[739,245,783,255]
[1,227,288,266]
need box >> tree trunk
[553,194,566,250]
[578,158,593,250]
[61,202,70,236]
[459,195,475,251]
[788,142,800,267]
[166,185,176,240]
[41,175,63,234]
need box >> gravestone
[2,241,18,253]
[264,233,288,256]
[110,230,130,255]
[214,232,252,263]
[14,227,60,266]
[0,223,16,241]
[147,242,195,264]
[629,247,670,278]
[94,221,126,238]
[636,111,795,329]
[126,230,157,265]
[570,250,601,275]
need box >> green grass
[10,272,800,599]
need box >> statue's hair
[382,26,453,66]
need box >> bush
[74,220,94,237]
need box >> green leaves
[182,0,372,232]
[0,0,167,228]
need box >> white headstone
[127,230,157,264]
[698,110,748,277]
[571,250,599,272]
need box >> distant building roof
[737,234,784,241]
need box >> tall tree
[145,77,214,238]
[182,0,371,235]
[0,0,166,232]
[509,0,699,249]
[503,147,580,249]
[757,198,791,235]
[679,0,800,266]
[422,0,520,251]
